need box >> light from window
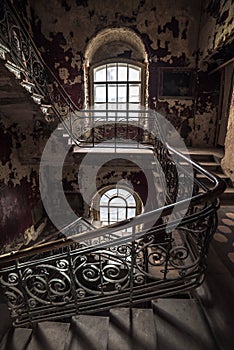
[99,188,136,225]
[93,63,141,109]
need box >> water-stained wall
[0,116,41,248]
[199,0,234,65]
[25,0,205,146]
[1,0,233,248]
[24,0,234,147]
[222,87,234,182]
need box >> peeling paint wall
[61,156,148,220]
[198,0,234,163]
[0,115,43,248]
[199,0,234,65]
[1,0,234,249]
[222,87,234,182]
[12,0,233,148]
[26,0,205,145]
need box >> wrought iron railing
[0,0,226,328]
[0,0,83,142]
[0,139,226,326]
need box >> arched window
[92,62,143,110]
[91,185,143,228]
[84,28,148,109]
[99,187,137,225]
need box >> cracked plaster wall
[0,115,44,247]
[2,0,234,247]
[222,88,234,182]
[199,0,234,64]
[25,0,214,146]
[198,0,234,172]
[13,0,234,147]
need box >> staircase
[0,2,228,349]
[0,298,218,350]
[188,148,234,205]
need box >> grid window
[99,188,137,225]
[93,63,142,109]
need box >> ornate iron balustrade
[0,0,226,328]
[0,140,226,326]
[0,0,82,142]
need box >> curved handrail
[0,149,226,264]
[0,0,226,265]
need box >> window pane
[128,103,141,110]
[118,64,127,81]
[94,103,107,110]
[129,66,141,81]
[118,189,128,197]
[109,207,117,221]
[118,84,127,102]
[107,64,117,81]
[108,84,117,102]
[94,66,106,82]
[110,197,125,207]
[126,195,136,206]
[129,84,141,102]
[107,103,117,110]
[106,189,117,197]
[127,208,136,218]
[117,207,126,221]
[100,194,109,204]
[100,207,108,220]
[94,84,106,102]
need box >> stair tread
[187,147,224,156]
[222,187,234,192]
[197,161,220,166]
[0,327,32,350]
[27,321,70,350]
[65,315,109,350]
[197,172,228,178]
[108,307,157,350]
[152,298,218,350]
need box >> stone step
[108,308,157,350]
[0,327,32,350]
[196,172,231,189]
[190,154,215,162]
[152,298,218,350]
[195,161,222,172]
[0,300,219,350]
[31,92,44,105]
[5,60,26,79]
[27,321,70,350]
[64,315,109,350]
[220,187,234,205]
[197,172,229,180]
[187,148,224,161]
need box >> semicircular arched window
[92,62,143,110]
[99,187,137,225]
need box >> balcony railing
[0,0,226,327]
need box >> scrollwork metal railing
[0,0,82,141]
[0,140,225,326]
[0,0,226,328]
